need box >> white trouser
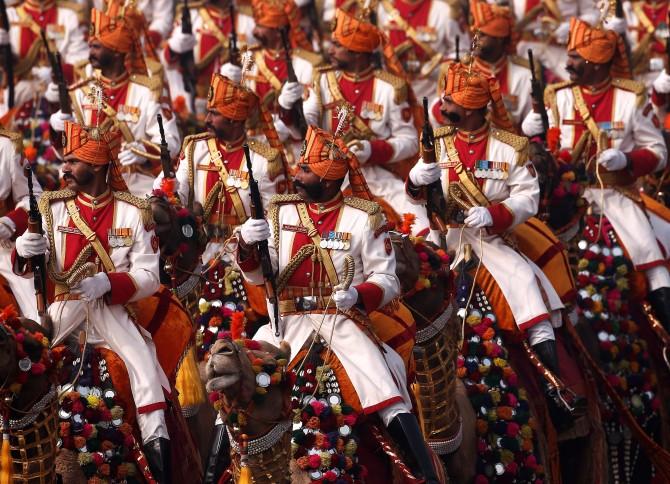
[0,246,40,321]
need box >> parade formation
[2,0,670,482]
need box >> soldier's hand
[0,217,15,240]
[49,110,74,132]
[348,140,372,163]
[274,118,291,142]
[521,111,545,137]
[597,149,627,171]
[409,158,441,187]
[465,207,493,228]
[168,31,197,54]
[45,82,60,104]
[240,218,270,245]
[604,16,627,35]
[278,82,304,110]
[15,232,48,258]
[332,286,358,311]
[552,22,570,44]
[31,66,52,85]
[219,63,242,83]
[118,142,145,166]
[72,273,111,302]
[653,69,670,94]
[0,29,8,46]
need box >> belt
[278,295,334,314]
[54,284,81,302]
[587,169,636,188]
[278,287,333,299]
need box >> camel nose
[217,339,237,356]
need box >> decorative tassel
[175,346,207,411]
[238,434,252,484]
[0,430,11,484]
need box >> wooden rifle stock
[180,0,196,110]
[528,49,549,139]
[0,0,13,109]
[280,27,308,137]
[421,97,448,234]
[24,164,48,322]
[229,4,239,64]
[156,113,174,179]
[41,30,71,114]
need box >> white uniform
[544,78,669,269]
[69,72,181,197]
[622,0,667,88]
[304,68,429,235]
[0,133,40,321]
[236,193,412,414]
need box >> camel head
[0,323,18,387]
[391,232,421,294]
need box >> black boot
[648,287,670,332]
[143,437,171,484]
[387,413,440,484]
[532,340,576,431]
[203,424,230,484]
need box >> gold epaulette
[491,129,529,166]
[129,73,163,99]
[184,132,213,146]
[343,196,384,231]
[269,193,303,207]
[38,189,75,216]
[56,0,84,22]
[112,191,153,228]
[238,3,252,16]
[0,129,23,154]
[543,80,573,106]
[612,78,646,107]
[433,126,455,139]
[510,55,542,78]
[293,48,325,67]
[247,139,283,180]
[69,77,93,91]
[374,69,407,104]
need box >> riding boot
[203,423,230,484]
[648,287,670,332]
[143,437,171,484]
[532,340,574,431]
[387,413,440,484]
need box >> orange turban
[332,9,381,53]
[251,0,311,50]
[90,4,147,74]
[443,62,515,131]
[62,121,127,191]
[471,1,514,38]
[207,73,260,121]
[567,17,631,78]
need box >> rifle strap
[254,51,283,92]
[571,86,608,153]
[65,199,116,273]
[295,202,340,288]
[205,137,248,223]
[325,71,375,139]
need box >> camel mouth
[206,373,240,393]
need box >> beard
[62,170,94,189]
[441,110,462,124]
[293,180,322,200]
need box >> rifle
[0,0,13,109]
[421,97,448,240]
[180,0,196,111]
[455,35,460,63]
[228,4,239,65]
[528,49,549,139]
[614,0,632,73]
[244,143,280,336]
[280,27,308,137]
[41,29,71,114]
[24,164,48,324]
[303,0,323,53]
[156,113,174,179]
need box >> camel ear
[278,341,291,362]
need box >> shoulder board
[343,196,384,231]
[238,4,253,16]
[374,69,408,104]
[69,77,93,91]
[248,139,283,180]
[56,0,84,21]
[129,74,163,97]
[293,48,324,67]
[269,193,303,208]
[183,132,213,146]
[510,55,540,78]
[491,129,529,166]
[612,78,646,106]
[543,80,573,105]
[434,125,455,139]
[38,189,75,216]
[112,191,153,228]
[0,129,23,153]
[315,64,335,74]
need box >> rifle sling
[294,202,340,288]
[254,51,284,92]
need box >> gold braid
[275,245,318,294]
[202,181,223,221]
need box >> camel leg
[442,379,476,484]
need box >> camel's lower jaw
[206,373,240,394]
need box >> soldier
[376,0,468,100]
[622,0,669,88]
[162,0,257,116]
[48,5,181,197]
[522,18,670,327]
[234,125,439,483]
[13,121,172,482]
[93,0,174,46]
[407,62,570,419]
[0,130,41,321]
[303,9,429,234]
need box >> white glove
[240,218,270,245]
[31,66,52,84]
[45,82,60,103]
[0,217,15,240]
[653,69,670,94]
[49,110,74,132]
[604,16,627,35]
[332,286,358,311]
[408,158,441,186]
[15,232,48,258]
[597,149,627,171]
[118,142,145,166]
[521,111,545,137]
[348,140,372,163]
[553,22,570,44]
[168,31,197,54]
[219,63,242,83]
[278,82,304,110]
[464,206,493,228]
[71,273,111,302]
[274,118,291,142]
[0,28,8,46]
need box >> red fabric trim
[61,63,74,85]
[164,44,177,64]
[145,288,173,336]
[362,396,403,415]
[487,203,514,234]
[5,208,28,236]
[146,30,163,47]
[518,312,550,331]
[137,401,168,414]
[355,282,384,313]
[651,89,668,107]
[106,272,136,305]
[415,227,430,237]
[237,249,260,272]
[635,259,667,271]
[627,149,660,178]
[367,140,394,166]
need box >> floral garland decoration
[57,347,141,483]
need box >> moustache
[442,111,462,123]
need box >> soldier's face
[253,25,283,49]
[474,31,507,62]
[62,158,97,191]
[204,110,246,141]
[565,50,608,84]
[440,95,466,126]
[328,40,353,69]
[89,40,118,70]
